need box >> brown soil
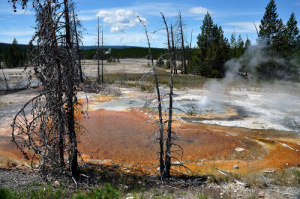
[77,109,241,168]
[76,108,300,175]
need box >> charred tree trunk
[101,28,104,84]
[63,0,78,175]
[178,12,187,74]
[171,24,177,74]
[161,13,173,179]
[72,9,83,83]
[97,17,100,84]
[49,2,65,167]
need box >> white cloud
[96,9,147,33]
[81,26,166,47]
[79,15,97,21]
[224,21,260,33]
[188,7,213,15]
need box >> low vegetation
[0,183,120,199]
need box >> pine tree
[191,12,229,77]
[285,12,300,79]
[230,33,237,58]
[236,35,245,58]
[4,38,22,68]
[258,0,281,45]
[245,36,251,49]
[285,12,299,51]
[257,0,289,79]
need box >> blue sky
[0,0,299,48]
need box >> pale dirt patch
[81,58,153,75]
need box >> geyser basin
[89,98,145,111]
[88,94,243,122]
[161,95,242,121]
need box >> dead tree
[170,23,177,74]
[97,17,101,84]
[177,12,187,74]
[161,13,174,179]
[101,28,104,84]
[72,6,84,83]
[137,16,165,179]
[10,0,83,177]
[139,13,188,180]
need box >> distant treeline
[0,42,29,50]
[80,47,166,60]
[0,41,167,68]
[0,39,28,68]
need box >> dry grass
[0,156,19,169]
[206,167,300,188]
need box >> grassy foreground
[0,183,120,199]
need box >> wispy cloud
[0,27,34,37]
[82,31,159,46]
[77,9,100,21]
[224,21,260,33]
[188,7,214,15]
[96,9,147,33]
[0,8,34,15]
[79,15,97,21]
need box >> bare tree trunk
[64,0,78,175]
[137,16,165,179]
[97,17,100,84]
[171,24,177,74]
[178,12,187,74]
[101,28,104,84]
[161,13,173,179]
[72,9,84,83]
[49,2,65,167]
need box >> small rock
[53,181,60,188]
[234,165,239,169]
[235,148,245,152]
